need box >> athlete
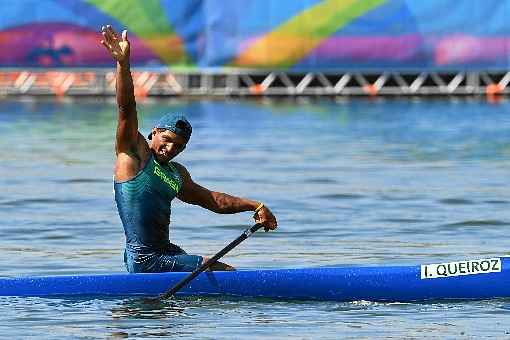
[100,25,277,273]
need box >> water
[0,97,509,338]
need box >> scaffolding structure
[0,69,509,97]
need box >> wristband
[254,203,264,213]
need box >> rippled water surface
[0,97,509,338]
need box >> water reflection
[111,298,188,320]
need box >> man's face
[151,129,187,163]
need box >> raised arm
[100,25,138,155]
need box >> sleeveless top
[114,154,183,252]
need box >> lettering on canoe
[420,258,501,279]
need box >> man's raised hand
[100,25,130,64]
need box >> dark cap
[147,113,192,143]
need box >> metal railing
[1,69,509,97]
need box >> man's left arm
[174,163,277,231]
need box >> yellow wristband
[254,203,264,213]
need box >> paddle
[156,223,264,300]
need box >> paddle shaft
[158,223,264,300]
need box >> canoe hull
[2,257,509,302]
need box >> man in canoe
[100,25,277,273]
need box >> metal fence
[1,69,509,97]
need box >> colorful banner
[0,0,509,71]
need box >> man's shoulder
[169,161,187,173]
[114,132,151,181]
[169,161,193,182]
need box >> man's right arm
[101,25,139,155]
[115,59,139,155]
[101,26,148,180]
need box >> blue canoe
[1,257,509,302]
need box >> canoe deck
[1,257,509,302]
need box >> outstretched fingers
[106,25,119,42]
[100,27,111,49]
[100,36,115,56]
[102,25,115,46]
[101,26,121,57]
[100,25,130,63]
